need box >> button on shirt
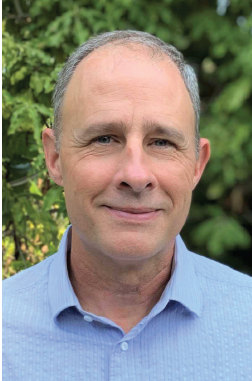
[2,226,252,381]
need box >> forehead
[61,44,195,132]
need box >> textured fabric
[2,226,252,381]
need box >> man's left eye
[153,139,174,147]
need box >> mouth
[106,206,158,213]
[103,206,162,221]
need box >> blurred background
[2,0,252,278]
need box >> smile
[104,206,162,221]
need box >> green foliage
[2,0,252,278]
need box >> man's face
[46,46,210,262]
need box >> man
[3,30,252,380]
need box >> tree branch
[9,172,41,187]
[14,0,25,17]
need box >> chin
[101,235,164,262]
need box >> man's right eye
[92,135,113,144]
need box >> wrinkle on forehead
[65,43,182,101]
[78,42,173,72]
[61,44,195,135]
[82,45,179,87]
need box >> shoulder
[188,252,252,343]
[190,251,252,288]
[2,255,57,329]
[190,251,252,315]
[2,254,55,296]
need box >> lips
[105,206,159,214]
[103,206,162,221]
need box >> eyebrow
[73,120,187,144]
[143,121,187,144]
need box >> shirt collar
[48,226,202,323]
[48,226,83,324]
[164,234,202,317]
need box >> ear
[42,128,63,186]
[192,138,211,189]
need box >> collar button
[120,342,128,351]
[83,315,93,323]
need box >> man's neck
[68,229,174,333]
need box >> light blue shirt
[3,226,252,380]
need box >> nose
[113,141,158,193]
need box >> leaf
[207,182,225,200]
[192,216,251,256]
[73,18,89,45]
[214,77,252,112]
[29,181,43,196]
[11,203,24,224]
[43,187,63,211]
[30,72,45,95]
[10,67,28,85]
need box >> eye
[153,139,175,148]
[92,135,114,144]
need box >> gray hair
[52,30,200,155]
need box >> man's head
[43,30,210,263]
[52,30,201,156]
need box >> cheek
[158,160,195,200]
[62,157,115,199]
